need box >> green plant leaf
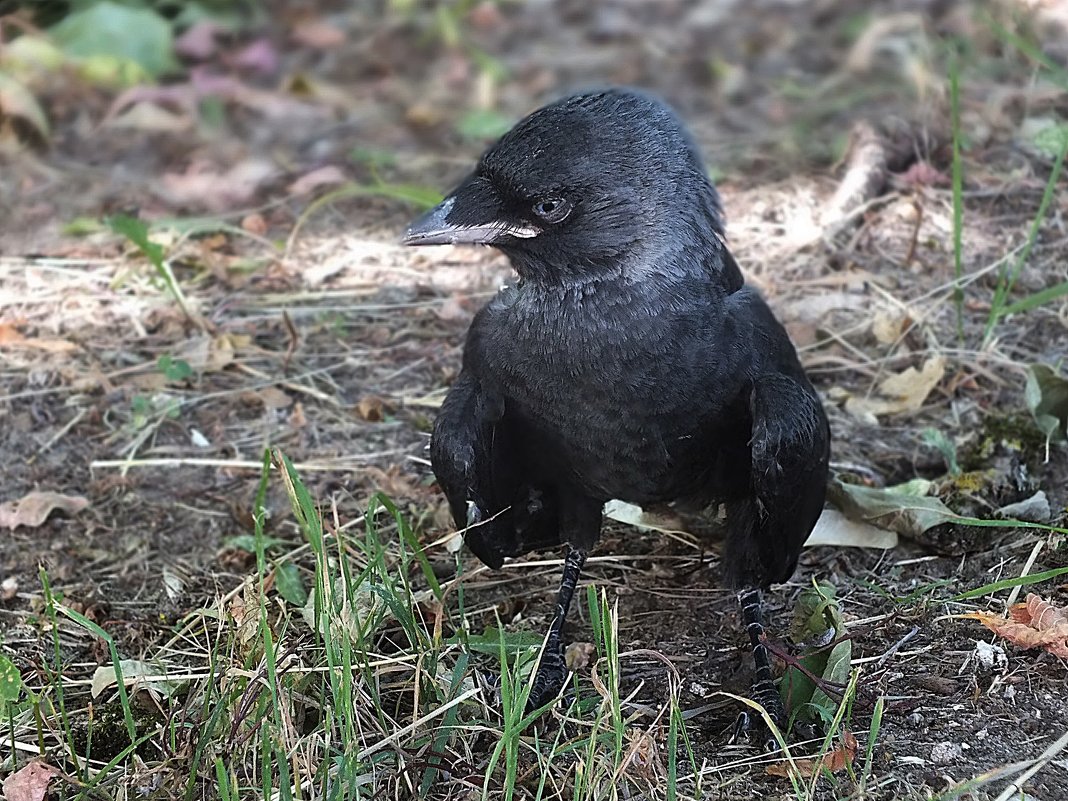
[0,654,23,715]
[158,355,194,383]
[827,478,956,537]
[50,1,177,79]
[458,626,544,657]
[780,582,852,725]
[223,534,289,554]
[457,109,514,141]
[920,427,961,475]
[108,215,165,270]
[274,561,308,606]
[1024,364,1068,447]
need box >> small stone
[930,742,963,765]
[973,640,1007,673]
[907,712,924,727]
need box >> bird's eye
[531,197,572,224]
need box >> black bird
[403,88,830,738]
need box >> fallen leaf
[827,478,955,539]
[0,323,78,353]
[0,73,50,142]
[0,492,89,530]
[844,356,945,421]
[175,21,220,61]
[247,386,292,410]
[1013,593,1068,630]
[159,159,277,212]
[995,490,1051,523]
[897,160,950,187]
[564,641,596,671]
[356,395,388,422]
[962,596,1068,660]
[289,401,307,428]
[806,508,898,549]
[229,38,280,75]
[49,1,177,78]
[292,20,346,49]
[2,760,61,801]
[91,659,183,699]
[767,731,858,777]
[287,165,347,197]
[871,310,912,345]
[172,333,249,375]
[603,500,688,535]
[361,465,428,500]
[102,101,193,132]
[241,212,268,235]
[1024,364,1068,452]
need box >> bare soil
[3,1,1068,799]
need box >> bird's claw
[729,710,782,752]
[728,690,789,752]
[525,648,567,712]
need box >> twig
[873,626,920,670]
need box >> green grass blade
[998,279,1068,317]
[950,58,965,344]
[952,565,1068,600]
[984,132,1068,343]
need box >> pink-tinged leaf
[292,20,346,50]
[897,161,950,188]
[0,492,90,530]
[229,39,280,75]
[287,165,348,196]
[767,731,858,777]
[175,21,220,61]
[159,159,277,212]
[2,760,61,801]
[963,596,1068,661]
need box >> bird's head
[403,88,727,284]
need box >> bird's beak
[402,179,540,246]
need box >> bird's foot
[729,687,789,752]
[525,648,567,712]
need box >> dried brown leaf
[0,492,89,530]
[287,165,347,197]
[356,395,388,422]
[766,731,858,777]
[292,20,346,49]
[1014,593,1068,630]
[962,596,1068,660]
[0,322,78,353]
[844,356,945,421]
[2,760,61,801]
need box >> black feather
[411,86,830,591]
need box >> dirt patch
[3,1,1068,799]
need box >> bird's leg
[526,545,588,710]
[731,587,788,748]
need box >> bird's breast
[482,296,747,502]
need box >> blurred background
[1,0,1064,250]
[3,3,1068,799]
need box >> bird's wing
[723,372,830,588]
[430,370,560,568]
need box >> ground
[2,1,1068,800]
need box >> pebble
[930,742,963,764]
